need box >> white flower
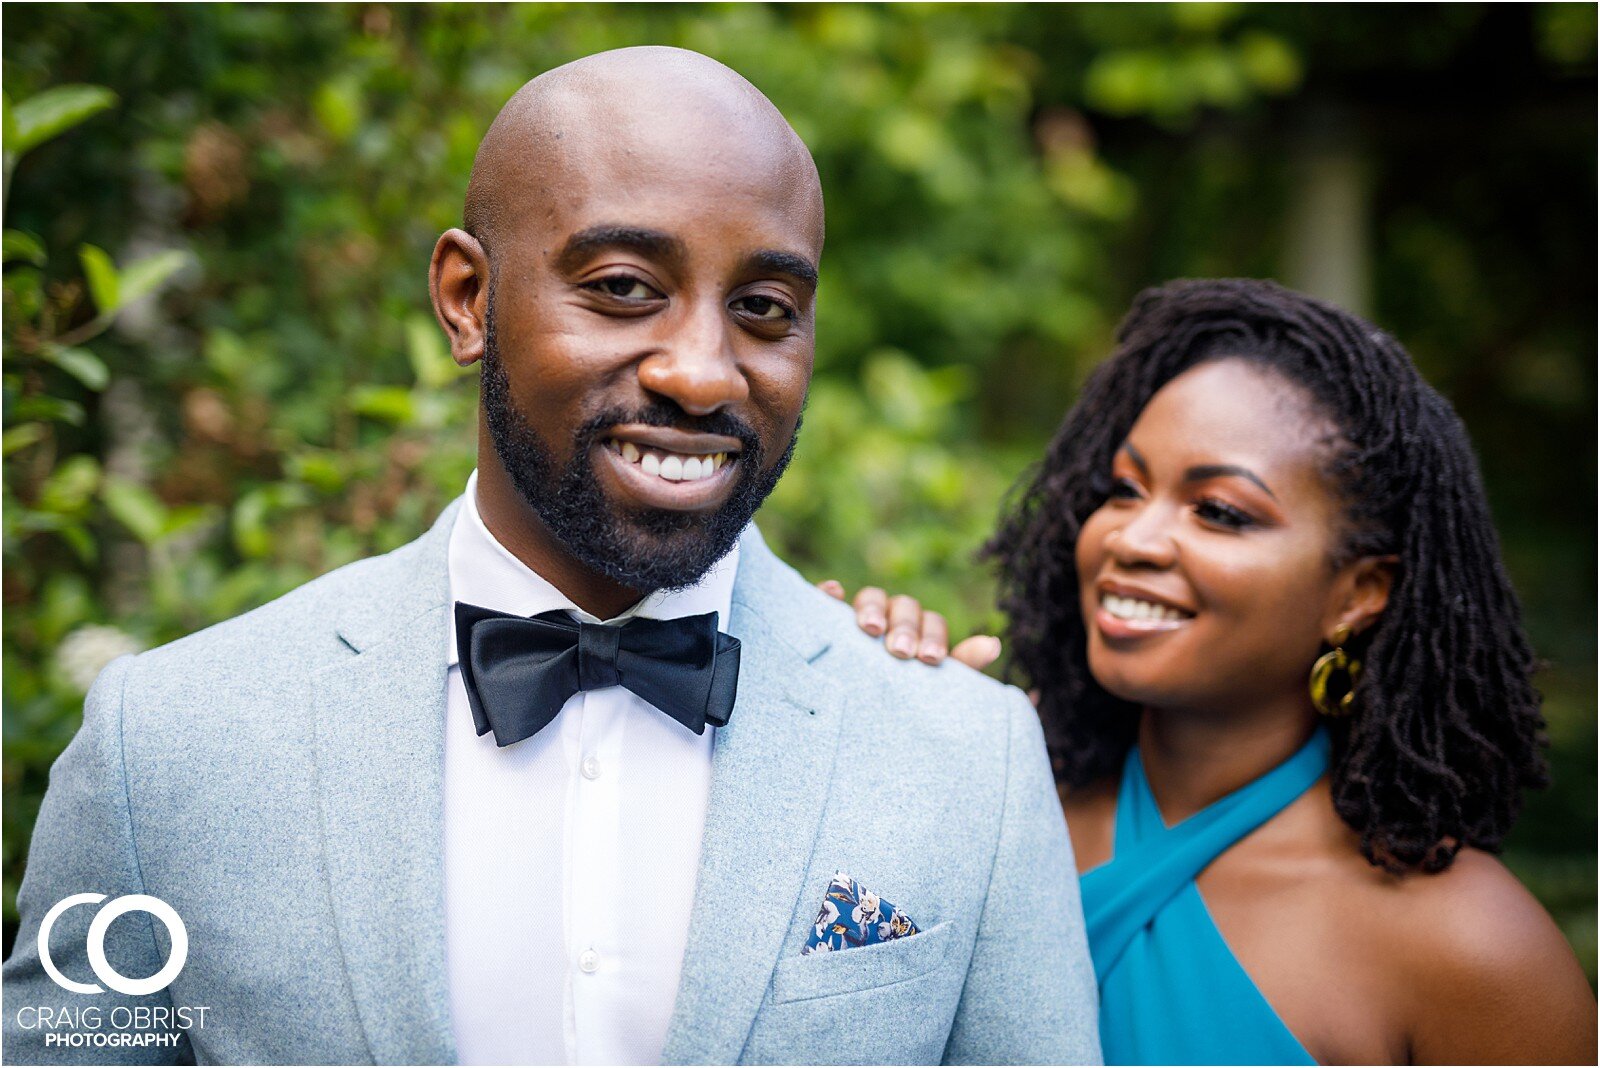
[879,907,916,940]
[851,891,881,927]
[56,625,142,692]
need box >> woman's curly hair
[986,278,1548,874]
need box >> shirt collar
[446,470,740,666]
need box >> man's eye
[736,295,793,321]
[1195,498,1255,530]
[590,276,658,300]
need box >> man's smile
[596,424,745,511]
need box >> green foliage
[2,83,116,190]
[2,4,1592,975]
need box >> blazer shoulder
[123,512,452,689]
[732,534,1030,725]
[828,604,1025,714]
[752,555,1032,734]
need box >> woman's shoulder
[1364,848,1571,966]
[1314,837,1568,970]
[1343,846,1596,1062]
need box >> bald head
[429,48,824,612]
[464,47,822,255]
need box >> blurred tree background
[3,3,1594,974]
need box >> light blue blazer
[3,502,1100,1065]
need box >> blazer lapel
[311,503,459,1066]
[661,528,848,1065]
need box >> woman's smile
[1092,579,1195,640]
[1074,358,1348,718]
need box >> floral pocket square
[801,872,920,955]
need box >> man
[4,47,1099,1065]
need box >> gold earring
[1309,623,1362,717]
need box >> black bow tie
[454,602,741,747]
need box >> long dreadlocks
[987,278,1547,873]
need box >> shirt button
[580,756,601,780]
[578,949,600,974]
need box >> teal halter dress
[1080,730,1330,1066]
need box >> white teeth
[609,440,736,482]
[1103,594,1186,623]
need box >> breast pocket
[745,921,966,1064]
[768,920,958,1005]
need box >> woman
[823,279,1595,1064]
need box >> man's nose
[636,301,750,415]
[1106,504,1178,570]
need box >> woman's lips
[1092,588,1195,641]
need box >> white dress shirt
[443,471,738,1066]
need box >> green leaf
[2,230,45,266]
[286,451,348,494]
[349,385,416,425]
[117,249,190,307]
[101,478,167,545]
[40,346,109,391]
[37,456,101,515]
[159,503,217,540]
[78,244,119,316]
[12,395,85,426]
[312,77,363,143]
[10,85,117,156]
[57,523,97,565]
[2,93,17,148]
[1172,2,1240,33]
[232,490,273,559]
[203,328,252,382]
[406,312,456,389]
[2,423,46,456]
[232,484,310,558]
[1237,32,1303,94]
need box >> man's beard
[479,295,800,593]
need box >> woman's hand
[816,580,1002,671]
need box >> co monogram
[37,894,188,996]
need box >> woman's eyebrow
[1119,442,1149,476]
[1184,463,1277,500]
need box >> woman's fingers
[823,581,999,672]
[853,586,888,636]
[885,594,923,658]
[916,611,949,664]
[951,635,1002,671]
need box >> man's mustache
[576,403,763,458]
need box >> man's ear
[429,228,491,367]
[1322,554,1398,642]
